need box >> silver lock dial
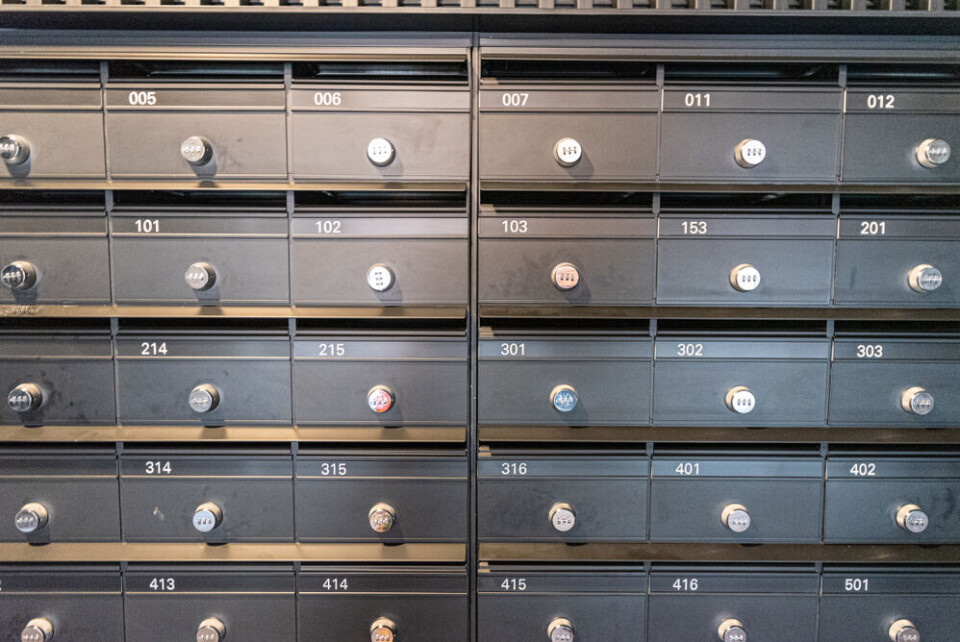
[725,386,756,414]
[15,503,48,534]
[908,264,943,293]
[551,262,581,291]
[901,387,934,416]
[192,502,223,533]
[729,264,761,292]
[21,618,54,642]
[185,262,217,291]
[370,617,398,642]
[0,134,30,165]
[916,138,951,168]
[189,384,221,414]
[718,618,747,642]
[549,502,577,533]
[180,136,213,165]
[367,138,396,167]
[550,385,578,413]
[548,617,575,642]
[196,617,226,642]
[367,385,395,414]
[553,138,583,167]
[721,503,752,533]
[896,504,929,534]
[734,139,766,168]
[369,503,397,533]
[8,383,43,413]
[889,619,920,642]
[2,260,38,291]
[366,264,395,292]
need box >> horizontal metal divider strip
[0,426,468,442]
[477,426,960,443]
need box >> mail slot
[478,450,649,542]
[0,448,119,543]
[478,566,647,642]
[824,452,960,544]
[292,335,468,427]
[842,66,960,184]
[835,203,960,307]
[478,334,653,426]
[648,565,820,642]
[105,62,286,179]
[111,194,289,305]
[660,64,842,183]
[291,206,468,306]
[298,566,468,642]
[290,61,470,181]
[296,450,468,543]
[478,210,656,306]
[0,566,124,641]
[0,61,105,179]
[649,450,823,543]
[0,334,115,426]
[829,337,960,427]
[657,197,836,306]
[820,567,960,641]
[116,335,291,425]
[0,197,109,305]
[653,336,831,426]
[124,565,296,642]
[119,448,294,543]
[479,63,659,182]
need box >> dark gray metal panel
[298,593,468,641]
[842,113,960,183]
[290,112,470,180]
[124,593,296,642]
[648,594,819,642]
[112,237,290,305]
[291,239,468,306]
[0,595,124,642]
[0,111,105,179]
[819,594,960,642]
[479,594,645,642]
[0,478,120,543]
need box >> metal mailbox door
[120,448,294,543]
[296,451,468,543]
[478,451,649,542]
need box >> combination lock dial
[889,619,920,642]
[550,385,578,413]
[21,618,54,642]
[185,262,217,291]
[896,504,929,534]
[725,386,756,414]
[369,503,397,533]
[8,383,43,413]
[908,265,943,293]
[189,384,221,414]
[0,134,30,165]
[197,617,226,642]
[549,502,577,533]
[370,617,398,642]
[730,264,761,292]
[901,387,934,416]
[721,503,752,533]
[1,261,38,291]
[367,138,396,167]
[367,264,395,292]
[367,385,395,414]
[193,502,223,533]
[553,138,583,167]
[548,618,575,642]
[734,139,766,168]
[15,503,48,534]
[551,262,581,291]
[181,136,213,166]
[718,618,747,642]
[916,139,951,168]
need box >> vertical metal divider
[469,29,481,642]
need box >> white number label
[677,343,704,357]
[320,463,347,476]
[313,91,343,107]
[681,221,708,235]
[672,578,699,591]
[856,344,883,359]
[500,343,525,357]
[134,218,160,233]
[844,578,870,592]
[322,578,349,591]
[848,463,877,477]
[684,93,711,108]
[500,578,527,591]
[501,92,529,107]
[866,94,895,110]
[149,578,175,591]
[500,462,528,476]
[144,461,172,475]
[128,90,157,106]
[501,219,528,234]
[675,462,700,476]
[315,220,342,234]
[859,221,886,236]
[318,343,345,357]
[140,342,168,356]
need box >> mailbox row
[2,79,958,185]
[5,333,960,428]
[1,564,957,642]
[3,446,958,545]
[5,210,960,308]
